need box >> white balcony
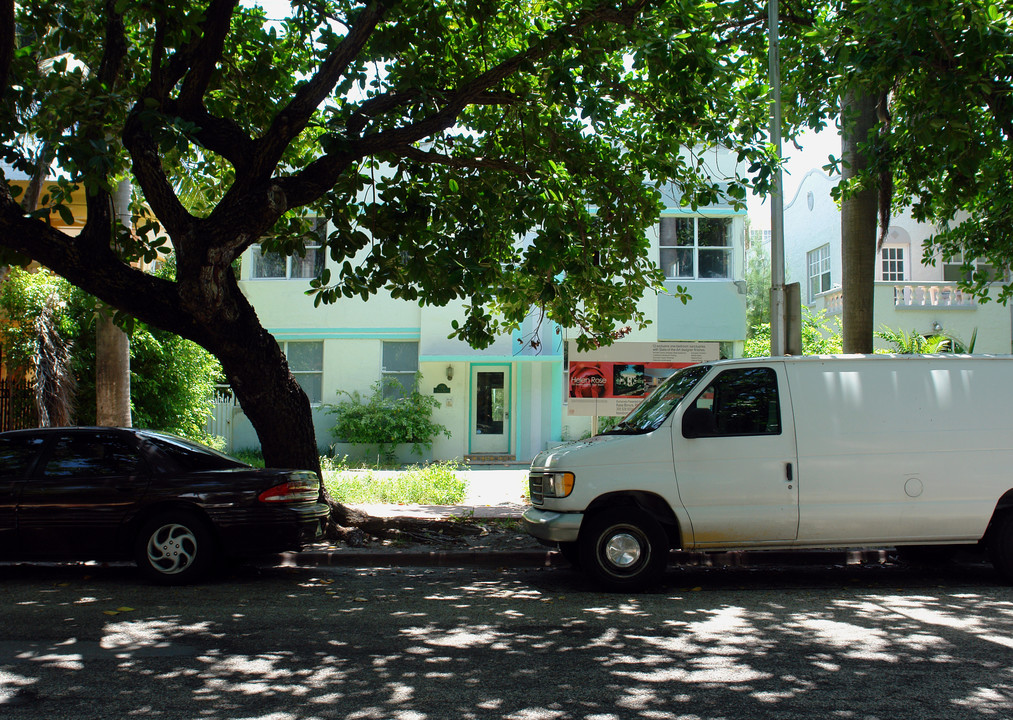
[809,281,1012,353]
[814,282,976,316]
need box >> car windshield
[602,364,712,434]
[137,431,250,472]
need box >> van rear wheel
[579,508,668,591]
[989,513,1013,582]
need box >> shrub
[875,327,977,354]
[326,377,450,463]
[0,266,222,440]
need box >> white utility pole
[768,0,787,356]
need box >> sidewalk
[291,467,894,571]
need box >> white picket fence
[205,386,237,451]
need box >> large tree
[0,0,769,476]
[778,1,1013,347]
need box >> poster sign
[567,341,720,417]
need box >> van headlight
[542,472,575,498]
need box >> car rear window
[140,433,249,472]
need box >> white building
[225,156,751,462]
[783,169,1012,353]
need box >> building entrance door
[470,365,510,454]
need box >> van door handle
[785,463,793,482]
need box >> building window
[807,244,832,303]
[942,254,1002,284]
[283,341,323,404]
[881,247,906,281]
[659,217,733,280]
[382,341,418,400]
[252,244,325,279]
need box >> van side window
[684,367,781,437]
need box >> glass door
[470,365,510,454]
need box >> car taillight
[258,476,320,503]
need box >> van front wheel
[579,508,668,591]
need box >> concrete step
[464,453,517,466]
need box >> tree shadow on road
[1,560,1011,719]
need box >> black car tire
[989,512,1013,583]
[557,541,581,567]
[134,511,217,584]
[578,507,668,592]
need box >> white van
[523,355,1013,590]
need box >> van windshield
[603,364,712,434]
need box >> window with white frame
[382,342,419,400]
[880,246,906,281]
[283,341,323,404]
[251,244,325,279]
[251,221,327,279]
[807,244,832,303]
[659,217,733,280]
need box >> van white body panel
[524,355,1013,553]
[786,358,1006,545]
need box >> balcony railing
[815,282,976,314]
[891,283,976,308]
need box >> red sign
[569,361,694,400]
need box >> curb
[286,547,891,570]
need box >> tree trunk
[174,256,324,476]
[840,90,880,354]
[96,180,133,427]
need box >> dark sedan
[0,427,330,583]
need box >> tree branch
[176,0,242,110]
[280,0,652,204]
[0,0,13,102]
[248,0,393,181]
[0,194,190,338]
[396,144,531,175]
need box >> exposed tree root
[324,499,483,547]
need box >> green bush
[744,309,843,357]
[0,265,223,442]
[323,461,466,504]
[326,377,450,463]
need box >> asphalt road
[1,559,1012,719]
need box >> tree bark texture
[840,90,880,354]
[95,312,132,426]
[96,178,133,428]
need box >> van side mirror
[682,407,716,438]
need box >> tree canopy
[780,0,1013,300]
[5,0,1007,472]
[0,0,771,472]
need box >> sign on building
[567,341,720,417]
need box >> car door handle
[785,463,793,482]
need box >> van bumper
[522,507,583,543]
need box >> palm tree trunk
[840,90,880,354]
[96,179,132,426]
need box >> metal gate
[0,377,37,431]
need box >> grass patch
[323,460,466,505]
[232,449,265,468]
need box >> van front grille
[528,473,545,505]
